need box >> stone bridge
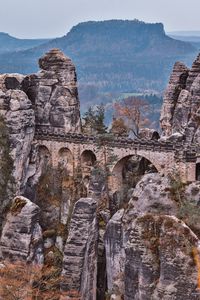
[34,126,197,192]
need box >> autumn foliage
[0,260,81,300]
[111,117,129,137]
[193,247,200,290]
[0,260,38,300]
[113,97,151,138]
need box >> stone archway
[24,145,51,200]
[81,150,97,178]
[38,145,52,173]
[58,148,74,176]
[111,154,158,193]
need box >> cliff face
[61,198,98,300]
[105,174,200,299]
[0,49,200,300]
[160,53,200,143]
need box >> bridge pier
[178,161,196,183]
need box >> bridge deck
[34,126,197,161]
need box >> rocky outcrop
[0,50,86,300]
[22,48,81,133]
[105,173,200,299]
[0,49,82,232]
[0,49,81,137]
[186,53,200,90]
[61,198,98,300]
[160,62,189,137]
[139,128,160,140]
[124,214,198,300]
[126,173,177,216]
[160,53,200,143]
[0,196,43,264]
[105,209,125,297]
[0,87,35,193]
[0,73,25,92]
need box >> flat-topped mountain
[0,20,198,93]
[0,32,49,54]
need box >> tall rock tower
[160,53,200,144]
[22,48,81,133]
[0,49,82,196]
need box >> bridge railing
[34,125,198,159]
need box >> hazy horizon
[1,0,200,39]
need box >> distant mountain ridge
[0,32,50,54]
[0,20,198,95]
[169,35,200,43]
[168,31,200,36]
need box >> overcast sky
[0,0,200,38]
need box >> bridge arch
[81,150,97,178]
[58,147,74,176]
[111,153,158,193]
[37,145,52,172]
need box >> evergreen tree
[82,104,107,135]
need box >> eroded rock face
[105,209,125,297]
[0,73,25,92]
[0,48,82,213]
[22,48,81,133]
[186,53,200,90]
[139,128,160,140]
[160,53,200,143]
[61,198,98,300]
[0,196,43,264]
[0,88,35,193]
[126,173,177,216]
[124,214,198,300]
[105,173,200,299]
[160,62,189,137]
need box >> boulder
[0,196,43,264]
[126,173,177,217]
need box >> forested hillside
[0,20,198,94]
[0,32,49,54]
